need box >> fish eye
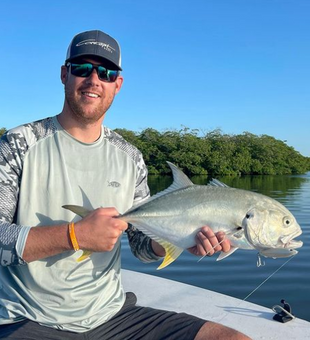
[283,216,292,227]
[246,212,254,219]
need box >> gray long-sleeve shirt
[0,116,160,332]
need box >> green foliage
[1,125,308,176]
[0,127,6,138]
[115,127,310,176]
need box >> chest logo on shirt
[107,180,121,188]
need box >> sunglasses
[67,62,120,83]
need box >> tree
[0,128,6,138]
[114,127,310,176]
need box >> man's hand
[23,207,128,263]
[75,207,128,252]
[187,226,231,257]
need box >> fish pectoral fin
[77,250,93,262]
[62,205,91,218]
[216,246,238,261]
[157,242,183,270]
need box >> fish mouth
[280,230,303,249]
[286,240,303,249]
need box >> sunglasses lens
[98,67,119,82]
[71,63,93,77]
[69,63,119,82]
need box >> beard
[64,85,115,125]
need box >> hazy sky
[1,0,309,156]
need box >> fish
[63,162,303,269]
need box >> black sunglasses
[66,62,120,83]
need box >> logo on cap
[76,39,116,54]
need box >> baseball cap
[65,30,122,70]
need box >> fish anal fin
[157,241,183,270]
[123,223,184,270]
[216,246,238,261]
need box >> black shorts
[0,292,206,340]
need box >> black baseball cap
[65,30,122,70]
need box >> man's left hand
[187,226,231,257]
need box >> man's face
[61,57,123,124]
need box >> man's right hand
[75,207,128,252]
[23,207,128,262]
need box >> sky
[1,0,309,156]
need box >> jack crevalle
[63,162,303,269]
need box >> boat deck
[122,269,310,340]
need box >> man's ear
[60,65,68,84]
[115,75,124,95]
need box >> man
[0,30,250,339]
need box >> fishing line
[197,229,297,303]
[243,255,295,301]
[197,238,226,262]
[208,255,296,332]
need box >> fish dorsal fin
[166,161,194,189]
[125,162,194,214]
[126,170,228,216]
[149,162,194,200]
[208,178,230,188]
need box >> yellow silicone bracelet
[68,222,79,251]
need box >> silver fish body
[122,185,254,249]
[63,162,303,269]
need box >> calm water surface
[121,172,310,322]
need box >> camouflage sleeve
[0,131,29,266]
[125,155,162,263]
[126,225,162,263]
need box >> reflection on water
[121,172,310,322]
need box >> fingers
[191,226,231,257]
[216,231,231,253]
[75,207,128,252]
[92,207,127,232]
[95,207,120,218]
[96,208,128,232]
[199,226,222,254]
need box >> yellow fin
[157,242,183,270]
[77,250,93,262]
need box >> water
[121,172,310,322]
